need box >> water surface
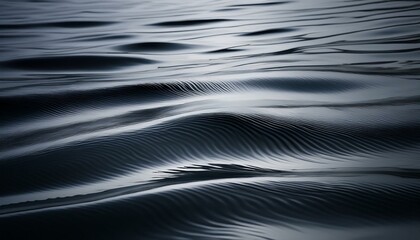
[1,0,420,239]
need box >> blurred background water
[1,0,420,239]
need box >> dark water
[1,0,420,239]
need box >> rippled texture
[1,0,420,239]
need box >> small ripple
[207,48,244,54]
[229,1,291,7]
[117,42,196,52]
[151,19,230,27]
[240,28,296,36]
[0,21,114,29]
[0,55,157,72]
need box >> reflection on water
[1,0,420,239]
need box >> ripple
[240,28,296,36]
[151,19,230,27]
[245,77,364,93]
[0,55,157,72]
[229,1,291,7]
[206,48,244,54]
[117,42,196,52]
[0,21,114,29]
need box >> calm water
[1,0,420,239]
